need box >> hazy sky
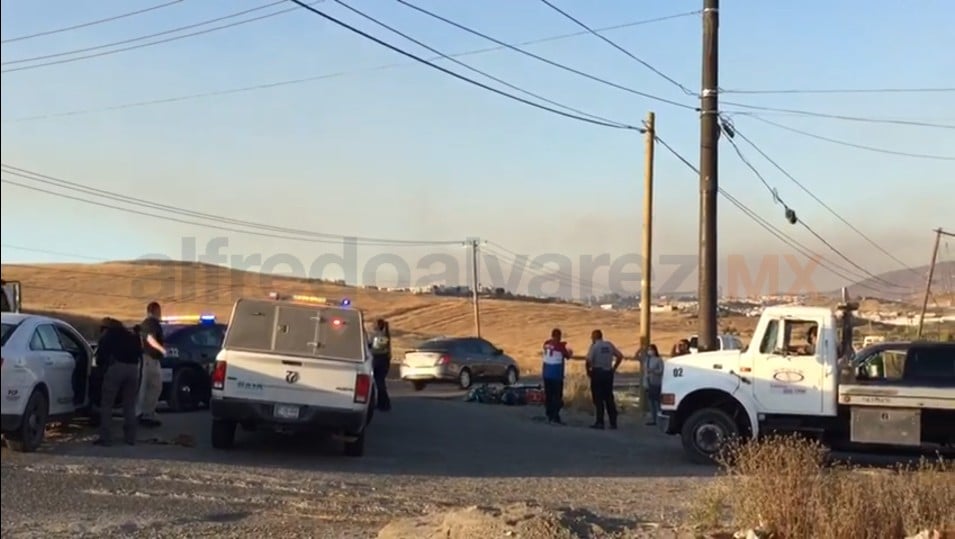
[2,0,953,297]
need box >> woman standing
[369,318,392,412]
[644,344,664,426]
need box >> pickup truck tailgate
[219,350,363,409]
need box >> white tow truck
[659,296,955,463]
[209,293,376,456]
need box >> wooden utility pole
[917,228,943,338]
[698,0,720,352]
[639,112,655,414]
[470,238,482,337]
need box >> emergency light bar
[161,314,217,324]
[268,292,352,307]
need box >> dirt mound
[377,503,635,539]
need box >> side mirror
[494,348,504,356]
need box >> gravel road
[1,383,713,538]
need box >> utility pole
[917,228,944,338]
[698,0,720,352]
[469,238,482,337]
[639,111,655,414]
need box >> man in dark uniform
[585,329,624,430]
[93,318,143,446]
[368,318,392,412]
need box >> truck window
[759,320,781,353]
[860,349,907,381]
[903,347,955,382]
[760,319,818,356]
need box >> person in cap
[541,328,572,424]
[93,318,143,446]
[585,329,623,430]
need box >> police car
[158,314,227,412]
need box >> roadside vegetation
[691,436,955,538]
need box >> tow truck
[1,279,22,313]
[658,291,955,464]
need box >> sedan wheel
[458,368,473,390]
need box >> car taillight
[211,360,227,390]
[434,354,450,366]
[354,373,372,404]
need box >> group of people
[541,329,682,429]
[94,301,168,446]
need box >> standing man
[93,318,142,446]
[369,318,392,412]
[542,328,572,424]
[585,329,624,430]
[137,301,166,428]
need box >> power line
[717,127,906,290]
[722,101,955,130]
[284,0,641,130]
[1,1,311,73]
[722,116,929,277]
[1,0,185,44]
[740,114,955,161]
[483,241,603,293]
[394,0,697,111]
[651,133,891,294]
[720,87,955,95]
[2,12,702,123]
[330,0,633,129]
[0,164,461,247]
[536,0,695,96]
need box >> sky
[1,0,953,299]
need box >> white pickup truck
[209,293,375,456]
[659,300,954,463]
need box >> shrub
[692,436,955,538]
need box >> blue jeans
[647,385,662,423]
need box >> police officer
[369,318,392,412]
[585,329,624,430]
[93,318,143,446]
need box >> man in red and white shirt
[542,328,572,424]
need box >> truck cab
[659,304,954,463]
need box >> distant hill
[842,261,955,303]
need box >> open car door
[1,280,21,313]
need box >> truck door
[751,317,825,415]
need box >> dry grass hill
[2,260,762,374]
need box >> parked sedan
[400,336,519,390]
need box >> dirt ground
[2,260,760,374]
[1,382,712,538]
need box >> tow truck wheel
[681,408,739,465]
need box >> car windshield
[1,322,18,346]
[416,339,451,351]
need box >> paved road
[1,384,709,538]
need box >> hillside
[1,260,760,372]
[844,261,955,302]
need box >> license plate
[273,404,300,419]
